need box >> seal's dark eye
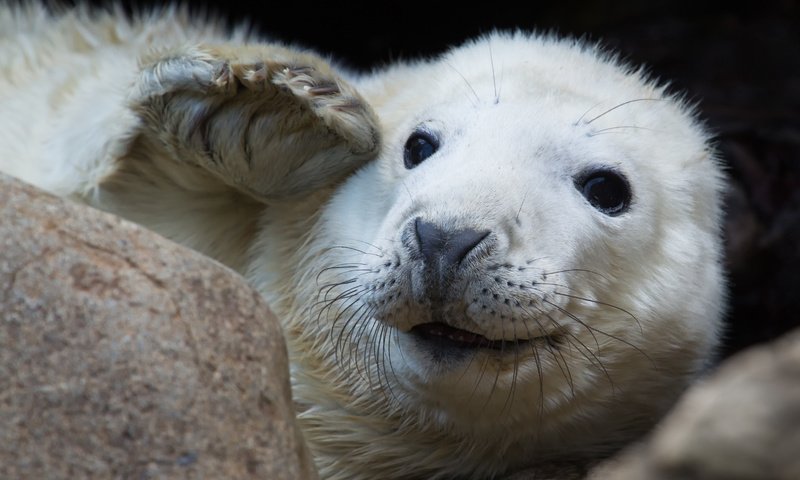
[577,169,632,216]
[403,131,439,169]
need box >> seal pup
[0,4,726,479]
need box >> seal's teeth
[447,331,480,344]
[411,322,535,350]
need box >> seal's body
[0,4,726,479]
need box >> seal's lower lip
[409,322,532,350]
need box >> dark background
[81,0,799,360]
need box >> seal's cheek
[320,161,400,242]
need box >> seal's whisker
[469,344,494,408]
[368,320,383,394]
[400,180,414,203]
[330,309,357,366]
[541,268,609,281]
[387,328,403,405]
[368,316,387,395]
[540,303,615,391]
[330,294,370,367]
[392,321,410,369]
[318,284,362,313]
[379,323,403,405]
[328,300,362,365]
[347,305,369,384]
[445,61,480,106]
[315,275,360,298]
[522,256,549,267]
[454,340,483,392]
[522,305,576,398]
[533,281,573,292]
[315,269,373,291]
[310,279,354,310]
[345,303,376,379]
[525,322,546,422]
[583,98,664,125]
[574,100,605,126]
[539,295,603,351]
[315,263,370,284]
[501,333,524,417]
[552,291,644,335]
[483,322,508,411]
[356,310,381,389]
[353,310,380,384]
[515,190,528,225]
[387,325,411,408]
[314,267,376,298]
[321,243,385,258]
[588,125,656,137]
[312,284,362,327]
[519,307,573,420]
[489,42,499,105]
[501,344,520,415]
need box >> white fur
[0,4,726,479]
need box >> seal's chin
[409,322,533,351]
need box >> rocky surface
[588,327,800,480]
[0,174,317,480]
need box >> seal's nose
[414,217,490,270]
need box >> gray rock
[0,174,317,479]
[589,328,800,480]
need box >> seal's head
[273,32,725,479]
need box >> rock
[0,174,317,479]
[589,327,800,480]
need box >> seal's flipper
[128,44,380,201]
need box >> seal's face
[294,34,724,468]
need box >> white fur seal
[0,4,726,479]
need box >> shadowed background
[80,0,800,359]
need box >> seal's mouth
[410,322,534,351]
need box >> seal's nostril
[414,217,490,269]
